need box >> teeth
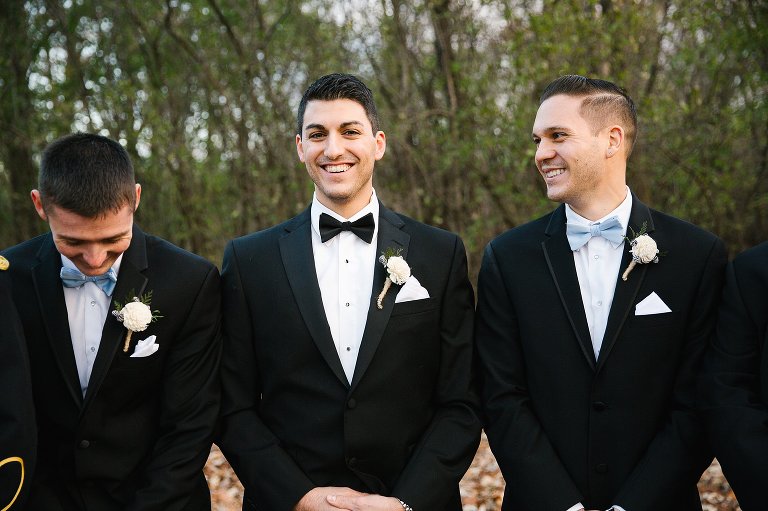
[325,164,351,173]
[544,168,565,178]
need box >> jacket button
[78,440,90,449]
[347,399,357,409]
[348,457,357,468]
[592,401,607,411]
[595,463,608,473]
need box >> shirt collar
[311,189,380,239]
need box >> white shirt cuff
[612,506,628,511]
[566,504,583,511]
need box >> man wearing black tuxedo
[475,75,727,510]
[218,73,480,511]
[1,133,221,510]
[699,241,768,510]
[0,270,36,509]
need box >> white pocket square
[395,276,430,303]
[130,335,160,358]
[635,292,672,316]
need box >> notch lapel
[542,205,596,370]
[279,209,349,387]
[31,235,83,406]
[350,205,410,391]
[596,197,655,370]
[83,226,148,410]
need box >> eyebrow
[532,126,573,138]
[304,120,365,132]
[58,230,131,244]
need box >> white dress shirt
[565,188,632,511]
[62,254,123,397]
[566,188,632,360]
[311,191,379,383]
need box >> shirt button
[90,300,96,307]
[90,347,96,352]
[345,302,350,307]
[593,255,599,260]
[596,301,602,306]
[346,346,351,351]
[346,259,349,263]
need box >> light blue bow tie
[60,266,117,296]
[566,216,625,251]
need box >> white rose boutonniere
[112,292,161,352]
[376,248,411,309]
[622,223,662,281]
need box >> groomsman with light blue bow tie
[474,75,727,511]
[1,133,221,511]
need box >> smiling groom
[218,73,480,511]
[1,133,222,510]
[474,75,727,510]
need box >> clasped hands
[294,486,403,511]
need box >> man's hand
[294,487,364,511]
[326,493,403,511]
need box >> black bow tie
[319,212,375,243]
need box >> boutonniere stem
[112,292,161,352]
[376,248,411,309]
[622,223,662,281]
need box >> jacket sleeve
[698,247,768,511]
[0,276,36,510]
[474,242,584,510]
[614,237,727,508]
[217,240,314,511]
[128,264,223,511]
[390,235,482,510]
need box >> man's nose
[324,133,344,159]
[82,246,108,271]
[535,141,556,166]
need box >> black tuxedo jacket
[699,241,768,510]
[475,195,727,510]
[218,203,480,511]
[1,225,221,511]
[0,272,36,509]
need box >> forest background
[1,1,765,508]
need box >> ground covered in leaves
[205,436,740,510]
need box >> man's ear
[296,134,306,163]
[134,183,142,211]
[606,125,624,158]
[30,190,47,221]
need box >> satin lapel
[350,205,409,391]
[596,197,655,371]
[542,205,596,370]
[83,226,148,410]
[31,235,83,406]
[280,210,349,388]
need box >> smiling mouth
[543,168,565,178]
[323,163,352,173]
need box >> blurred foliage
[1,0,766,279]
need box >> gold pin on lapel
[0,255,8,271]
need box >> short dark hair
[39,133,136,217]
[296,73,381,136]
[540,74,638,156]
